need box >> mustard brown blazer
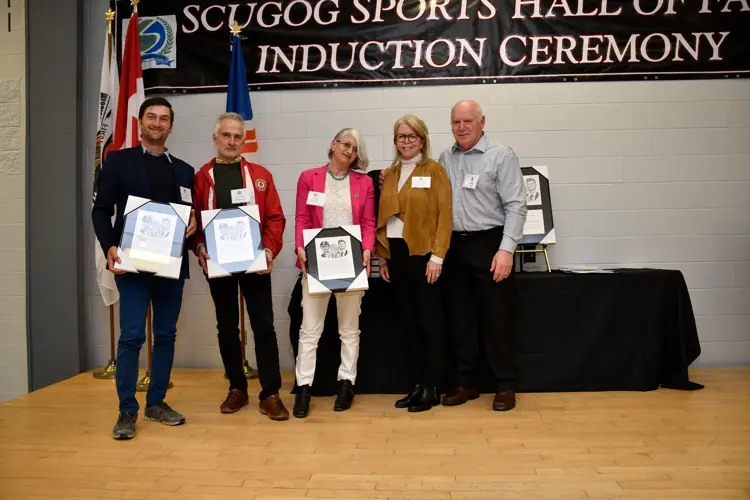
[375,159,452,260]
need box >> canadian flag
[113,10,145,150]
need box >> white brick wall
[0,0,26,403]
[80,2,750,372]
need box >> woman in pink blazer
[293,127,376,418]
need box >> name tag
[180,186,192,203]
[462,174,479,190]
[307,191,326,207]
[411,176,431,189]
[231,188,252,205]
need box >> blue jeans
[115,273,185,414]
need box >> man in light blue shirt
[438,100,527,411]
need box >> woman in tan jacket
[375,115,452,412]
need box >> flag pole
[93,305,117,379]
[137,304,153,391]
[93,7,118,381]
[229,21,258,380]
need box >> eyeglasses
[336,140,358,153]
[396,134,420,144]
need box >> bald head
[450,99,486,151]
[451,100,484,121]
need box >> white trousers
[295,277,364,387]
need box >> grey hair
[327,127,369,171]
[214,112,245,134]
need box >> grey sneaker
[144,402,185,426]
[112,412,137,440]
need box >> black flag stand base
[137,304,174,392]
[93,305,117,379]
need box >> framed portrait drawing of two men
[303,226,368,295]
[201,205,267,278]
[114,196,191,279]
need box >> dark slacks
[442,226,518,391]
[387,238,445,388]
[207,272,282,401]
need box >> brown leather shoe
[441,386,479,406]
[220,389,249,414]
[493,390,516,411]
[259,394,290,421]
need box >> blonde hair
[392,114,431,167]
[328,128,369,171]
[214,112,245,134]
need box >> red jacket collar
[198,157,254,186]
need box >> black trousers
[387,238,445,388]
[442,227,518,391]
[207,272,282,400]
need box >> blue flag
[226,35,253,121]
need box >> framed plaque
[303,225,368,295]
[201,205,266,278]
[114,196,190,279]
[520,165,556,245]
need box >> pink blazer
[295,165,376,269]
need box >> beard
[142,127,167,142]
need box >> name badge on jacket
[462,174,479,189]
[307,191,326,207]
[180,187,192,203]
[411,176,431,189]
[231,188,252,205]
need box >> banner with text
[114,0,750,93]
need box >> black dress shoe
[395,385,423,409]
[293,385,311,418]
[408,386,439,413]
[333,380,355,411]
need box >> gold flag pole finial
[105,8,115,35]
[131,0,140,14]
[229,21,242,36]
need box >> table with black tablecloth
[287,269,703,396]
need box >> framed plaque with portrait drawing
[201,205,266,278]
[520,165,555,246]
[303,226,368,295]
[114,196,190,279]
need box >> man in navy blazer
[92,97,196,440]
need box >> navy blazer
[92,146,195,277]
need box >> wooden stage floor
[0,368,748,500]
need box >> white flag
[93,27,119,306]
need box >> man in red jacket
[192,112,289,420]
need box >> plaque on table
[201,205,266,278]
[303,226,368,295]
[114,195,190,279]
[521,165,556,245]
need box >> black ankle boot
[408,386,439,413]
[293,385,311,418]
[395,384,423,409]
[334,380,355,411]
